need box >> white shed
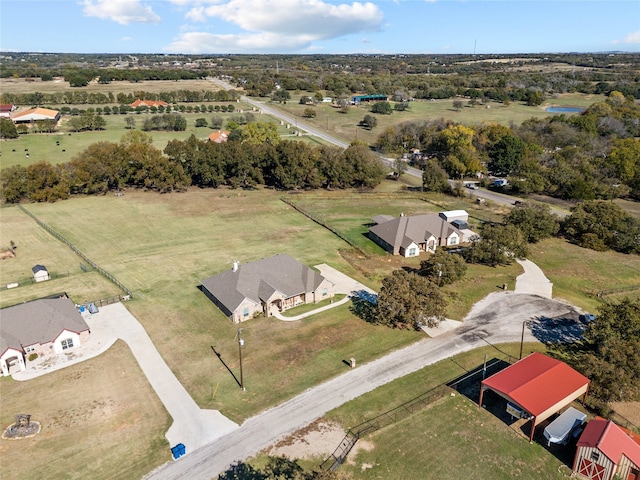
[439,210,469,223]
[32,265,50,282]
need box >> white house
[32,264,49,282]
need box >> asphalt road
[145,291,579,480]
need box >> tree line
[0,129,385,203]
[380,92,640,201]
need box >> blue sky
[1,0,639,55]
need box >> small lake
[546,106,584,113]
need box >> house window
[25,346,35,353]
[61,338,73,350]
[322,288,328,297]
[408,247,417,256]
[590,451,600,462]
[243,307,249,317]
[448,236,458,245]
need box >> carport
[478,352,590,442]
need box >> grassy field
[0,106,295,170]
[0,205,121,307]
[325,343,572,480]
[0,340,171,480]
[528,238,640,312]
[271,92,605,147]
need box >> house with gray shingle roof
[368,213,463,257]
[1,296,90,376]
[200,254,335,323]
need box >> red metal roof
[481,352,590,417]
[578,419,640,467]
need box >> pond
[546,106,584,113]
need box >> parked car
[579,313,596,323]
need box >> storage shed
[32,264,50,282]
[478,352,590,442]
[573,419,640,480]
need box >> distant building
[351,94,387,104]
[11,107,60,124]
[208,130,230,143]
[0,104,17,119]
[129,99,169,108]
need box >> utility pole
[237,328,245,391]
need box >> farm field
[0,340,171,480]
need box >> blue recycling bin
[171,443,186,460]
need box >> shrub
[28,353,38,362]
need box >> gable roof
[208,130,230,143]
[32,264,48,273]
[481,352,590,418]
[369,214,462,251]
[1,297,89,355]
[130,99,168,108]
[201,254,329,314]
[578,419,640,467]
[11,107,60,121]
[0,104,16,112]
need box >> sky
[1,0,639,55]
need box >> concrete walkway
[14,302,238,454]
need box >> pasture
[275,92,605,147]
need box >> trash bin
[171,443,186,460]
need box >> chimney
[232,260,239,272]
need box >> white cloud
[165,31,316,53]
[121,36,133,41]
[165,0,383,53]
[82,0,161,25]
[623,31,640,44]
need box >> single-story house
[32,264,49,282]
[478,352,591,441]
[573,418,640,480]
[11,107,60,124]
[368,213,463,257]
[0,296,90,376]
[201,254,335,323]
[208,130,230,143]
[0,104,17,118]
[129,99,169,108]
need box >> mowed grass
[323,343,568,480]
[0,340,171,480]
[528,237,640,312]
[0,205,121,307]
[17,188,420,422]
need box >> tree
[561,200,640,254]
[241,122,280,146]
[0,118,18,139]
[432,125,482,177]
[302,107,316,118]
[464,223,529,266]
[360,114,377,130]
[371,101,392,115]
[125,116,136,130]
[575,298,640,403]
[453,99,463,111]
[376,270,447,329]
[195,118,208,127]
[418,250,467,286]
[421,159,450,193]
[488,135,526,177]
[271,89,291,104]
[392,158,407,179]
[0,165,28,203]
[504,203,560,243]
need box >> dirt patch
[266,419,373,461]
[610,401,640,427]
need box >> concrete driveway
[15,302,238,454]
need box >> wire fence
[17,205,133,298]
